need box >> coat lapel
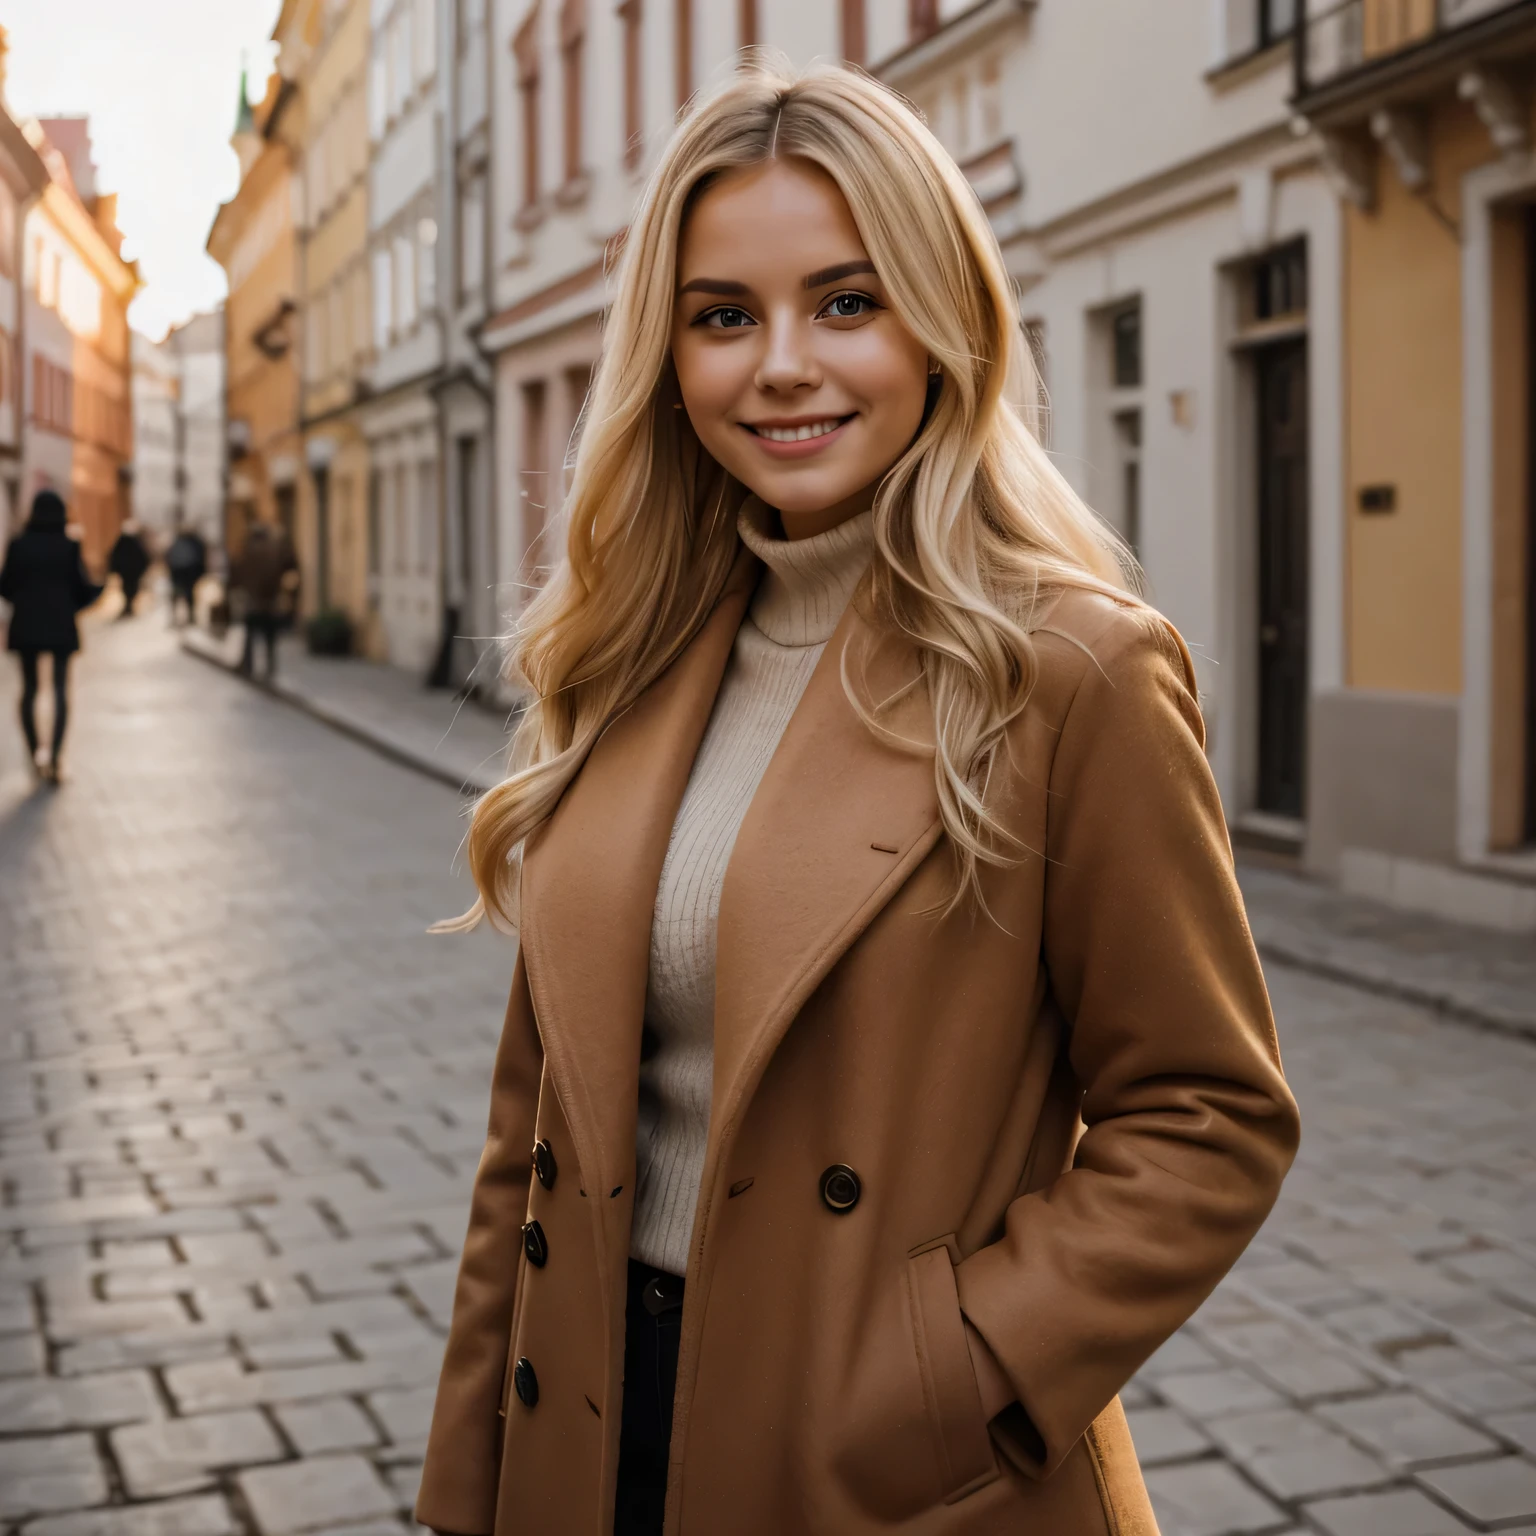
[706,601,942,1184]
[518,552,756,1292]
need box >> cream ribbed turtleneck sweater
[631,500,875,1276]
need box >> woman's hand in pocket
[962,1317,1015,1421]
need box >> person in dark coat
[0,489,103,782]
[232,521,298,680]
[108,522,150,618]
[165,526,208,627]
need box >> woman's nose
[754,312,820,394]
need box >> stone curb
[1247,929,1536,1046]
[179,631,497,798]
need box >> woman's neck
[775,479,879,541]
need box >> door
[1256,340,1309,818]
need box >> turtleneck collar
[737,497,875,648]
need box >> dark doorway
[1255,339,1309,818]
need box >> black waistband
[629,1258,685,1317]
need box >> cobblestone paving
[1,618,1534,1534]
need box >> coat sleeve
[0,540,15,605]
[953,610,1300,1478]
[416,948,544,1535]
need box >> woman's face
[670,157,930,540]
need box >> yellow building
[206,65,304,561]
[293,0,376,649]
[1295,0,1536,924]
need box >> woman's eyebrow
[802,260,877,289]
[677,277,751,296]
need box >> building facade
[130,329,178,544]
[0,64,49,533]
[21,118,138,573]
[132,308,227,549]
[295,0,376,641]
[164,308,227,546]
[364,0,446,673]
[207,63,306,564]
[1290,0,1536,925]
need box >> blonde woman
[418,60,1299,1536]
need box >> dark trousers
[17,649,70,761]
[614,1259,684,1536]
[240,613,280,679]
[117,576,141,617]
[170,579,197,626]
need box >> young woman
[418,61,1299,1536]
[0,489,102,783]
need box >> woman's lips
[741,414,855,458]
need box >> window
[0,192,14,279]
[520,378,549,572]
[909,0,938,42]
[392,11,413,114]
[561,0,587,186]
[458,0,486,53]
[1112,304,1142,390]
[369,51,387,138]
[329,282,347,374]
[840,0,866,65]
[394,233,416,331]
[1252,240,1308,322]
[619,0,643,169]
[1221,0,1296,61]
[418,217,438,310]
[1023,318,1049,445]
[373,247,393,347]
[459,175,485,300]
[675,0,692,108]
[416,0,438,82]
[515,6,543,209]
[417,459,437,572]
[393,464,409,572]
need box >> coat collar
[519,550,941,1292]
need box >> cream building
[21,118,138,574]
[295,0,376,643]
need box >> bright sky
[2,0,283,341]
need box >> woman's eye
[702,306,754,329]
[823,292,876,320]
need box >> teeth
[756,419,843,443]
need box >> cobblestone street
[1,618,1535,1535]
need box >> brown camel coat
[416,553,1300,1536]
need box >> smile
[746,416,853,443]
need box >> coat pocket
[905,1239,1000,1505]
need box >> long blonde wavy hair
[456,58,1137,931]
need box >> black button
[532,1139,557,1191]
[513,1356,538,1407]
[522,1219,548,1268]
[820,1164,861,1213]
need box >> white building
[130,331,178,543]
[364,0,446,673]
[132,308,226,548]
[884,0,1339,857]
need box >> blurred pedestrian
[108,520,150,618]
[165,525,208,627]
[232,521,298,681]
[0,489,103,783]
